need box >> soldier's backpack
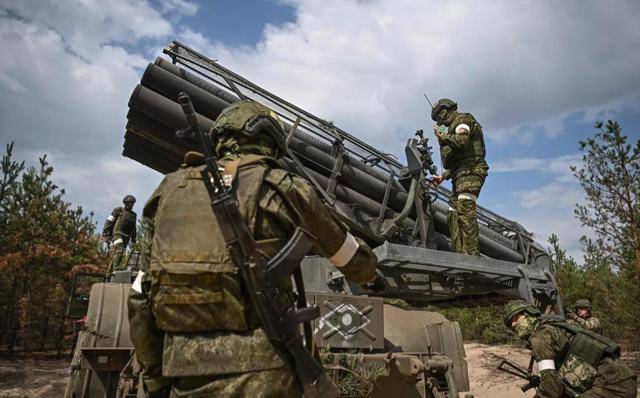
[541,318,620,394]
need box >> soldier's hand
[101,235,109,242]
[433,123,442,139]
[361,271,386,294]
[430,175,444,186]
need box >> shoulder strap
[546,319,620,357]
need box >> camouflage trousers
[447,174,485,256]
[109,236,129,272]
[168,367,302,398]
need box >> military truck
[64,41,563,398]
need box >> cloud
[492,154,581,175]
[0,0,196,225]
[158,0,199,16]
[175,0,640,153]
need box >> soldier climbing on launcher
[127,100,384,398]
[504,300,637,397]
[429,99,489,256]
[102,194,137,272]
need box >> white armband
[458,193,477,202]
[131,271,144,293]
[107,215,116,222]
[455,123,471,134]
[329,232,359,268]
[113,238,124,246]
[538,359,556,371]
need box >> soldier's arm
[127,182,170,393]
[585,317,602,334]
[439,123,472,150]
[264,169,378,284]
[102,207,120,238]
[529,327,567,398]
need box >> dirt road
[0,345,637,397]
[464,343,536,398]
[0,355,68,398]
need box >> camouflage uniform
[102,196,137,272]
[433,99,488,256]
[567,299,603,335]
[504,300,637,398]
[128,101,378,398]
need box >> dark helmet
[574,299,592,311]
[211,100,287,158]
[430,98,458,122]
[503,300,541,327]
[123,195,136,204]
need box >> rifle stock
[496,358,540,392]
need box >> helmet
[503,300,541,327]
[212,100,287,158]
[574,299,592,311]
[123,195,136,204]
[430,98,458,122]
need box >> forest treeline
[0,120,638,354]
[0,143,106,354]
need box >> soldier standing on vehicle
[566,299,603,334]
[127,100,382,397]
[504,300,637,397]
[429,99,489,256]
[102,194,137,272]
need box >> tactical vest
[149,155,278,334]
[541,319,620,393]
[448,112,487,170]
[113,208,136,238]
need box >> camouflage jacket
[438,112,489,180]
[128,153,378,387]
[102,206,137,242]
[567,316,603,335]
[527,322,635,398]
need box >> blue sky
[1,0,639,260]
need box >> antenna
[423,93,434,108]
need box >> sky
[1,0,639,260]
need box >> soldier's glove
[521,375,540,392]
[361,271,386,294]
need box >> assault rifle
[176,92,337,398]
[496,357,540,392]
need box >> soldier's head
[211,100,287,159]
[503,300,541,340]
[122,195,136,210]
[573,299,592,318]
[430,98,458,126]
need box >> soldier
[504,300,637,397]
[102,194,137,272]
[429,99,489,256]
[567,299,603,334]
[128,100,382,397]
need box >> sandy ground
[464,343,536,398]
[0,355,68,398]
[0,346,638,397]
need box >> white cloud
[0,0,195,225]
[158,0,199,16]
[516,182,584,209]
[175,0,640,153]
[492,154,581,175]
